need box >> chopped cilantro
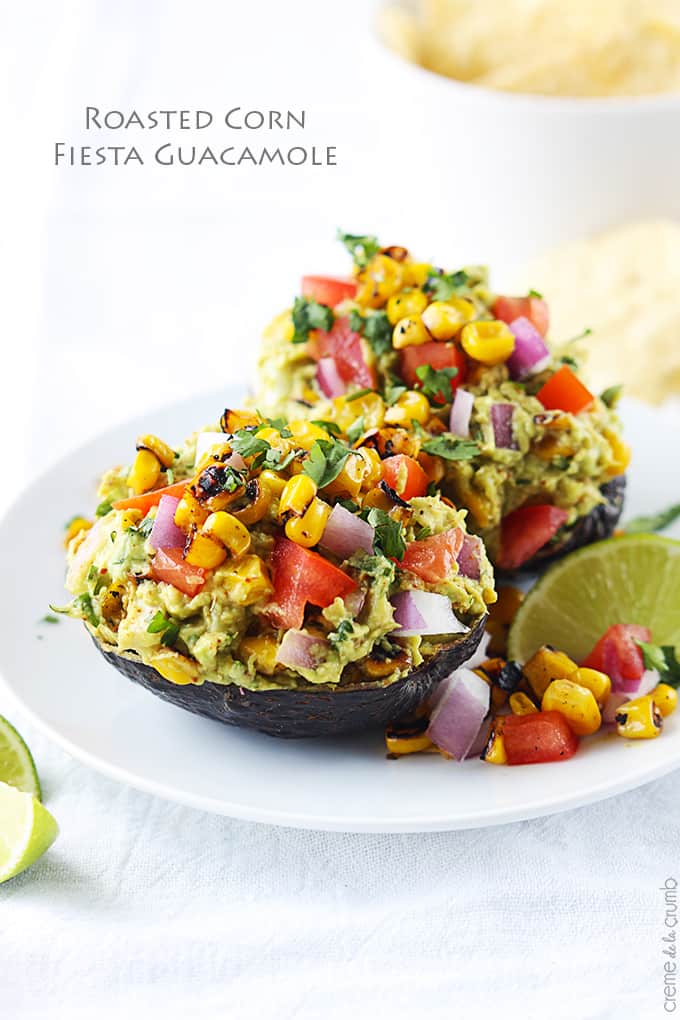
[362,311,393,356]
[95,501,113,517]
[40,614,59,624]
[329,619,355,646]
[625,503,680,535]
[74,593,98,627]
[423,269,469,301]
[564,327,592,344]
[338,498,360,513]
[310,420,341,437]
[346,388,375,402]
[346,416,365,445]
[366,507,406,560]
[147,611,180,647]
[291,296,334,344]
[384,383,407,406]
[636,641,680,688]
[528,288,543,299]
[414,364,458,406]
[414,526,431,541]
[559,355,580,370]
[600,384,623,408]
[302,439,352,488]
[337,230,381,269]
[255,414,293,437]
[421,434,480,461]
[132,515,155,539]
[230,429,270,460]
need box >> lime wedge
[0,782,58,883]
[0,716,41,799]
[508,534,680,664]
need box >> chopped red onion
[391,590,468,637]
[316,357,346,398]
[457,534,482,580]
[602,669,659,723]
[507,316,551,380]
[276,630,330,670]
[319,503,375,560]
[491,403,517,450]
[149,496,186,551]
[427,667,490,760]
[449,388,474,437]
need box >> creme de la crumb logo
[662,877,678,1013]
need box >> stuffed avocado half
[251,232,629,571]
[59,409,494,737]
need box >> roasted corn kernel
[523,646,579,700]
[101,583,126,627]
[356,446,383,488]
[362,486,393,511]
[233,481,273,525]
[542,678,601,736]
[174,492,209,530]
[128,448,161,495]
[202,511,251,558]
[288,420,329,451]
[285,497,331,547]
[604,429,632,478]
[221,408,260,433]
[386,289,429,325]
[385,730,435,756]
[239,635,279,676]
[136,434,176,469]
[615,695,663,739]
[421,298,475,341]
[121,508,143,530]
[356,253,405,308]
[402,262,430,287]
[392,315,430,350]
[220,554,273,605]
[571,667,611,707]
[384,389,431,426]
[509,691,538,716]
[322,454,365,499]
[651,683,678,717]
[481,720,507,764]
[184,533,227,570]
[279,474,318,518]
[151,650,199,686]
[259,469,287,498]
[64,516,92,547]
[460,320,515,366]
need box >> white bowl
[365,18,680,271]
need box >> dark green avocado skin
[92,615,487,738]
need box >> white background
[2,2,680,1018]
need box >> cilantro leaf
[637,641,680,688]
[329,619,355,646]
[625,503,680,535]
[229,429,270,460]
[414,364,458,406]
[337,230,381,269]
[74,593,98,627]
[291,296,333,344]
[384,383,407,406]
[414,526,431,541]
[423,269,468,301]
[302,439,352,488]
[600,384,623,408]
[362,311,393,356]
[40,614,59,624]
[95,501,113,517]
[147,611,180,647]
[346,415,365,445]
[528,288,543,299]
[346,388,375,402]
[311,420,341,436]
[366,507,406,560]
[421,434,480,461]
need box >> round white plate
[1,391,679,832]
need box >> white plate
[1,391,679,832]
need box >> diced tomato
[265,538,358,630]
[382,455,429,501]
[503,711,579,765]
[301,275,357,307]
[308,316,376,389]
[493,295,550,337]
[497,505,569,571]
[113,479,189,515]
[151,547,206,597]
[536,365,594,415]
[400,341,467,400]
[400,527,464,583]
[581,624,651,693]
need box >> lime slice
[508,534,680,664]
[0,782,58,884]
[0,716,42,799]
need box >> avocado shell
[91,614,487,739]
[502,475,626,575]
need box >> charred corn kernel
[101,583,126,625]
[128,448,161,495]
[355,253,405,308]
[151,650,199,686]
[220,554,273,605]
[386,289,428,325]
[259,469,287,498]
[571,667,611,706]
[402,262,430,287]
[604,429,632,478]
[136,434,175,469]
[523,646,579,700]
[392,315,430,350]
[263,309,295,343]
[288,420,329,451]
[482,721,507,765]
[385,731,434,756]
[542,678,601,736]
[651,683,678,717]
[279,474,318,518]
[285,498,331,547]
[418,450,445,485]
[489,586,524,627]
[220,408,260,433]
[233,482,273,526]
[421,298,475,341]
[509,691,538,716]
[362,485,393,511]
[184,533,227,569]
[334,392,385,431]
[615,694,663,739]
[64,517,92,547]
[174,493,209,529]
[384,389,431,426]
[121,508,143,530]
[239,635,278,676]
[202,511,251,557]
[322,454,365,499]
[356,446,383,488]
[460,320,515,366]
[255,427,292,458]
